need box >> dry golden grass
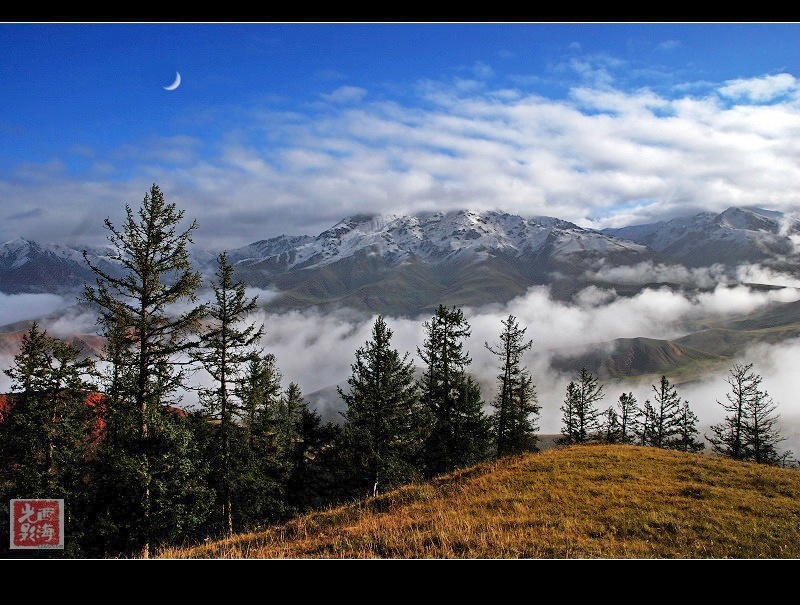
[161,445,800,559]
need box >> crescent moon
[163,72,181,91]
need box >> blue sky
[2,22,800,247]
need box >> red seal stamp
[9,499,64,549]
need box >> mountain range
[3,206,798,314]
[2,205,800,392]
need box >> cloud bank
[245,283,800,455]
[0,292,74,327]
[2,280,798,456]
[4,67,800,248]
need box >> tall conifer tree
[673,400,704,453]
[708,363,759,460]
[83,184,204,557]
[418,305,490,475]
[0,324,96,555]
[341,317,425,496]
[645,376,682,448]
[616,392,640,445]
[485,315,539,456]
[743,385,790,465]
[194,252,263,536]
[559,368,603,444]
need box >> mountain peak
[715,207,781,231]
[603,206,795,266]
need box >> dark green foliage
[232,353,286,527]
[601,407,621,444]
[237,353,283,449]
[194,252,263,535]
[642,376,702,452]
[708,364,757,460]
[341,317,426,496]
[82,184,205,557]
[616,392,640,444]
[89,404,213,556]
[639,399,655,446]
[281,382,306,468]
[285,403,343,511]
[742,383,791,465]
[559,368,604,444]
[418,305,491,475]
[673,401,705,453]
[643,376,682,448]
[0,323,97,557]
[486,315,539,456]
[452,375,493,467]
[276,382,306,508]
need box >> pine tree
[707,363,760,460]
[453,375,492,468]
[0,323,97,556]
[233,352,286,527]
[673,401,705,453]
[341,317,425,496]
[616,392,640,445]
[278,382,306,505]
[237,353,282,450]
[601,407,621,444]
[559,382,578,445]
[282,396,345,511]
[281,383,305,459]
[82,184,205,557]
[639,399,655,446]
[485,315,540,456]
[281,383,308,509]
[646,376,682,448]
[418,305,490,475]
[559,368,604,444]
[506,374,540,454]
[194,252,263,536]
[743,386,790,465]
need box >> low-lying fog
[1,264,799,456]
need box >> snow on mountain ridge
[229,209,648,272]
[602,206,799,267]
[0,238,117,269]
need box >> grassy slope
[162,445,800,559]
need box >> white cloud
[0,293,74,327]
[472,61,494,79]
[6,70,800,247]
[718,73,798,103]
[244,287,279,304]
[656,39,682,51]
[239,282,800,457]
[2,279,797,457]
[319,85,368,104]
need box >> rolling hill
[549,293,800,382]
[550,337,724,381]
[161,445,800,559]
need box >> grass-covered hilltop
[162,445,800,559]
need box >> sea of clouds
[2,274,799,456]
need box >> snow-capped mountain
[602,207,800,267]
[3,207,799,314]
[228,210,650,273]
[221,210,655,313]
[0,238,120,294]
